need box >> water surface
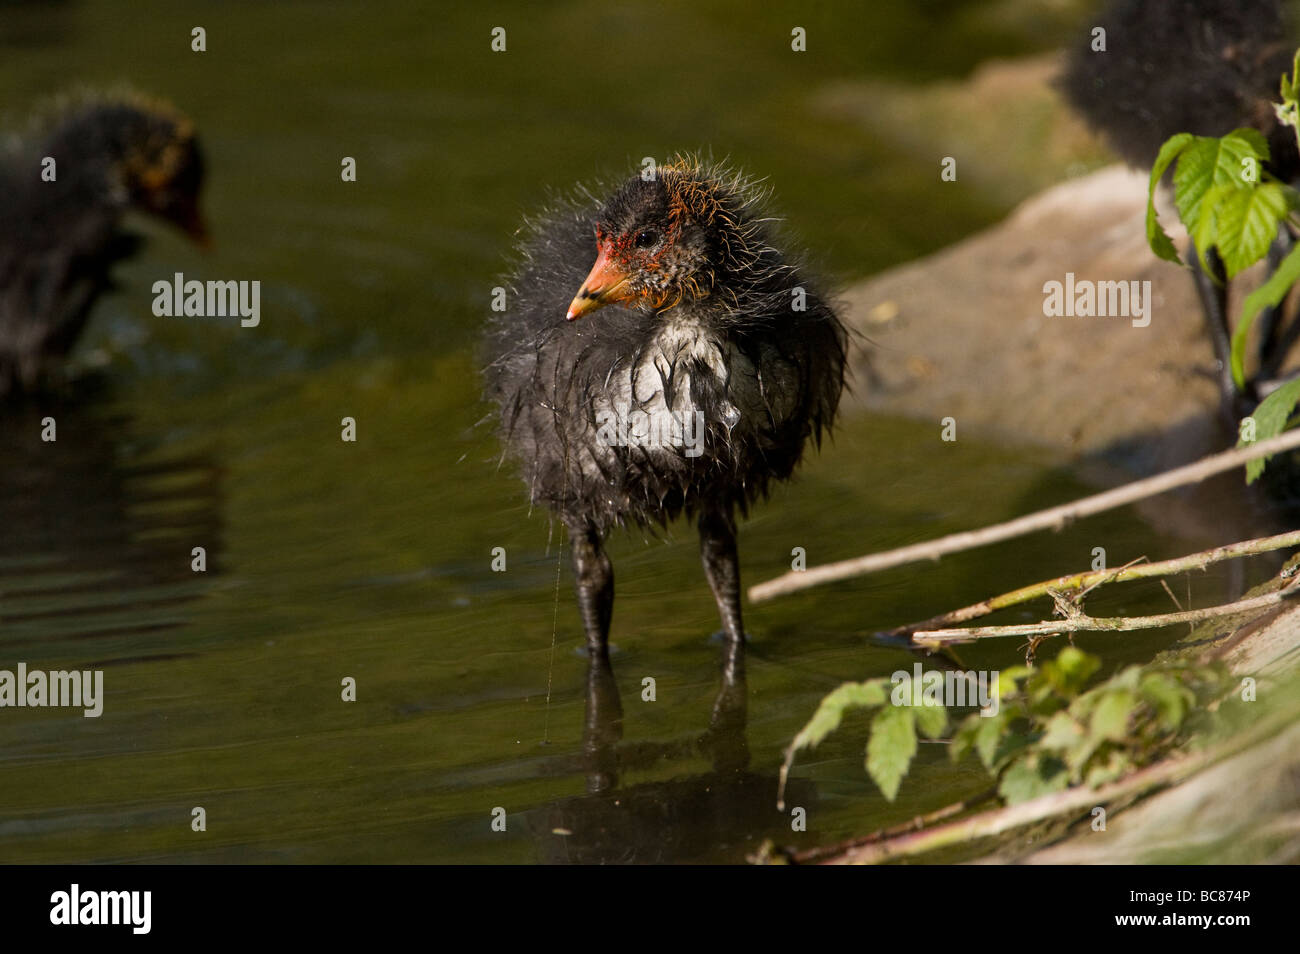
[0,0,1267,863]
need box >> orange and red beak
[566,245,633,321]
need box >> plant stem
[885,530,1300,639]
[749,429,1300,603]
[911,579,1300,648]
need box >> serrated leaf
[1084,748,1132,787]
[998,753,1070,804]
[1039,711,1085,751]
[1090,688,1137,742]
[1045,647,1101,697]
[989,728,1037,772]
[1147,133,1194,262]
[913,700,947,739]
[1215,182,1293,277]
[866,705,917,801]
[1174,130,1269,235]
[1111,665,1142,691]
[1239,376,1300,482]
[1231,236,1300,390]
[787,679,887,755]
[1189,181,1233,277]
[949,712,982,763]
[995,665,1032,699]
[1140,673,1188,731]
[974,710,1008,770]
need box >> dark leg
[1189,243,1244,424]
[699,505,745,663]
[567,519,613,659]
[698,505,749,771]
[582,646,623,794]
[700,632,749,772]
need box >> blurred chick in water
[0,90,207,396]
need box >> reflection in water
[0,382,222,664]
[527,641,807,864]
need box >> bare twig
[749,430,1300,603]
[883,530,1300,638]
[911,578,1300,648]
[788,787,1000,864]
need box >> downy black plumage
[484,156,846,661]
[0,90,207,396]
[1062,0,1298,175]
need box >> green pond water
[0,0,1274,863]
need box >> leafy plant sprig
[781,648,1231,807]
[949,649,1227,803]
[1146,50,1300,481]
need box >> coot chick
[1061,0,1300,415]
[485,156,846,660]
[0,91,207,396]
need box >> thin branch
[883,530,1300,638]
[748,429,1300,603]
[911,579,1300,648]
[786,787,1000,864]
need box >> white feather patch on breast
[592,319,743,458]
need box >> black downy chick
[0,91,207,396]
[484,156,847,668]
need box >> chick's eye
[634,229,660,249]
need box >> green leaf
[989,728,1038,772]
[1231,240,1300,390]
[913,700,947,740]
[1239,376,1300,482]
[786,679,887,756]
[1111,664,1143,691]
[1277,50,1300,140]
[1215,182,1294,278]
[994,665,1032,700]
[1173,130,1268,237]
[866,705,917,802]
[1039,711,1085,752]
[1084,748,1132,788]
[1044,647,1101,697]
[1187,183,1231,277]
[1146,133,1194,263]
[1090,688,1137,742]
[1140,673,1189,731]
[998,752,1069,804]
[975,710,1009,770]
[949,712,982,763]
